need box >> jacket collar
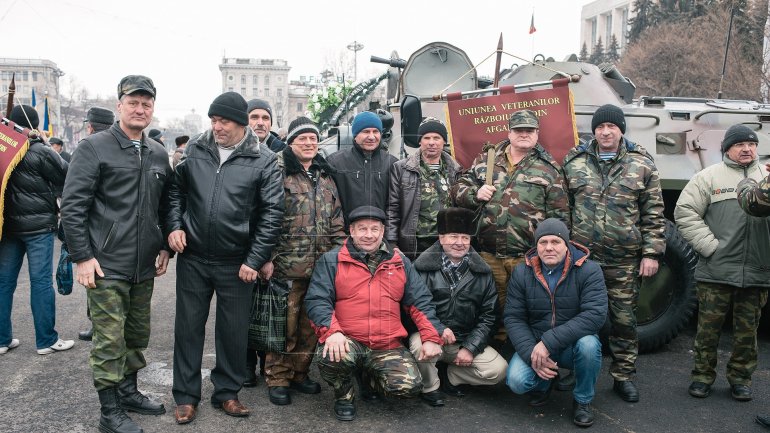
[281,146,335,176]
[193,127,262,157]
[339,238,395,264]
[525,241,591,271]
[110,122,148,149]
[723,153,760,170]
[413,241,490,273]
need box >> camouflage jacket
[562,137,665,262]
[454,141,569,257]
[737,173,770,218]
[272,148,346,280]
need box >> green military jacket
[562,137,665,262]
[272,148,346,280]
[738,173,770,218]
[454,140,569,257]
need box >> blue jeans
[0,232,59,349]
[506,334,601,404]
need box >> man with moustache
[247,98,285,152]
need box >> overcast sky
[1,0,592,127]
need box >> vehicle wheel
[600,220,698,354]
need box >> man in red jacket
[305,205,444,421]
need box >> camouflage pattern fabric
[454,141,569,257]
[316,337,422,400]
[272,152,346,280]
[88,278,154,390]
[415,158,452,252]
[692,281,768,386]
[562,138,665,261]
[479,252,525,343]
[602,260,640,381]
[265,279,319,387]
[737,175,770,217]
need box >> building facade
[219,58,291,128]
[580,0,635,56]
[0,58,64,133]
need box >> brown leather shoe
[213,399,250,417]
[174,404,197,424]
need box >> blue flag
[31,88,36,107]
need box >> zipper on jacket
[134,142,147,282]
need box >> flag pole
[5,73,15,118]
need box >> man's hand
[260,261,274,280]
[765,162,770,172]
[156,250,170,276]
[639,257,659,278]
[76,258,104,289]
[239,264,258,283]
[322,332,350,362]
[454,348,474,367]
[419,341,442,361]
[476,184,497,202]
[168,230,187,253]
[442,328,456,345]
[530,341,558,380]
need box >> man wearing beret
[166,91,284,423]
[562,104,665,402]
[505,218,606,427]
[247,98,286,152]
[387,117,462,260]
[61,75,170,433]
[305,205,444,421]
[675,124,770,402]
[409,207,507,407]
[328,111,398,225]
[454,109,569,343]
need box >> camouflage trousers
[480,251,525,342]
[599,259,640,381]
[264,279,318,387]
[692,282,768,386]
[316,338,423,401]
[88,278,154,390]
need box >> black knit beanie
[418,117,448,142]
[9,105,39,129]
[592,104,626,134]
[286,116,320,145]
[208,92,248,126]
[534,218,570,244]
[246,99,273,121]
[721,124,758,153]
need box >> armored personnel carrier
[322,41,770,352]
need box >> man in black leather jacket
[409,207,507,407]
[61,75,171,433]
[166,92,284,424]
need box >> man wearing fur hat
[675,124,770,402]
[562,103,665,402]
[166,91,284,423]
[505,218,606,427]
[409,207,507,407]
[305,205,444,421]
[247,98,286,152]
[327,111,398,225]
[257,116,345,406]
[387,117,462,260]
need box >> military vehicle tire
[600,220,698,354]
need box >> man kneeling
[410,208,508,406]
[504,218,607,428]
[305,206,444,421]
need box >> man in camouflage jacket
[738,162,770,218]
[257,117,346,406]
[562,104,665,403]
[454,110,569,316]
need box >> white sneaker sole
[0,339,20,355]
[37,339,74,355]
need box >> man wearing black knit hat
[676,124,769,403]
[167,91,284,424]
[562,103,665,402]
[387,117,462,260]
[247,98,285,152]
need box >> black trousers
[172,255,252,405]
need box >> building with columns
[0,58,64,132]
[219,58,291,128]
[580,0,635,56]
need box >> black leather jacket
[61,123,171,282]
[166,127,284,270]
[412,242,499,356]
[3,138,67,237]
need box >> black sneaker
[731,384,752,402]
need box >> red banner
[0,120,31,240]
[446,79,578,168]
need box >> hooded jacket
[504,242,607,365]
[166,127,284,270]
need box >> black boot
[437,362,465,397]
[118,373,166,415]
[97,387,143,433]
[78,326,93,341]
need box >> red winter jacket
[305,239,444,350]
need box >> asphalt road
[1,243,769,433]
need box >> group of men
[1,70,768,432]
